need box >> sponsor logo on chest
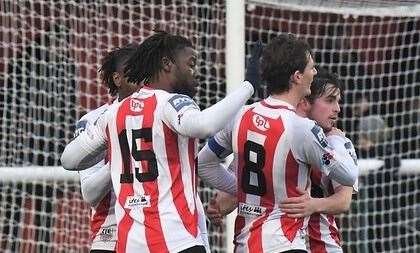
[124,195,151,209]
[252,114,270,131]
[130,99,144,112]
[238,202,266,217]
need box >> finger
[280,197,305,204]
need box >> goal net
[0,1,227,252]
[246,0,420,252]
[0,0,419,252]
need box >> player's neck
[146,76,172,92]
[270,92,302,108]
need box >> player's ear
[291,70,303,84]
[112,72,122,87]
[161,56,173,73]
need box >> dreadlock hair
[124,31,193,85]
[99,43,137,96]
[306,67,343,104]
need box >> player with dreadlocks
[72,43,138,253]
[61,31,263,252]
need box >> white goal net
[0,0,419,252]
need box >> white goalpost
[0,0,419,252]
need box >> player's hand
[326,127,345,138]
[279,188,317,218]
[245,41,264,91]
[206,196,224,227]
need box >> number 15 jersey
[86,88,204,253]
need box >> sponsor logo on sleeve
[345,141,358,165]
[168,94,197,112]
[252,114,270,131]
[130,98,144,112]
[322,152,334,166]
[238,202,266,217]
[124,195,151,209]
[311,124,328,148]
[74,120,87,137]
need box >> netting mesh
[0,0,227,252]
[0,0,419,252]
[247,1,420,252]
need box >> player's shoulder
[166,92,199,112]
[285,112,317,131]
[80,103,109,122]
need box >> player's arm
[279,185,353,218]
[61,115,108,171]
[163,83,253,139]
[163,42,263,139]
[79,161,112,207]
[197,139,237,195]
[297,123,359,187]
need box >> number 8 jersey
[208,97,358,253]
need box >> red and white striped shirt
[96,89,203,252]
[208,97,358,253]
[61,82,254,252]
[307,137,358,253]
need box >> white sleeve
[198,144,237,195]
[329,137,359,193]
[61,113,108,171]
[294,123,359,187]
[163,81,254,139]
[79,161,112,207]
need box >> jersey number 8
[241,140,266,196]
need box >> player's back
[103,87,202,253]
[232,97,319,253]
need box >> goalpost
[0,0,419,252]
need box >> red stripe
[247,212,270,253]
[90,191,112,241]
[310,169,322,186]
[115,98,135,253]
[280,152,304,242]
[328,214,341,246]
[188,139,197,196]
[285,152,300,198]
[308,214,327,253]
[163,123,198,237]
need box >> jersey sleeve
[291,121,359,187]
[79,161,113,207]
[197,144,237,195]
[61,111,109,171]
[163,81,254,139]
[330,137,359,193]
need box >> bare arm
[279,186,353,218]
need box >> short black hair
[99,43,137,96]
[261,33,312,95]
[124,31,193,85]
[307,67,343,103]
